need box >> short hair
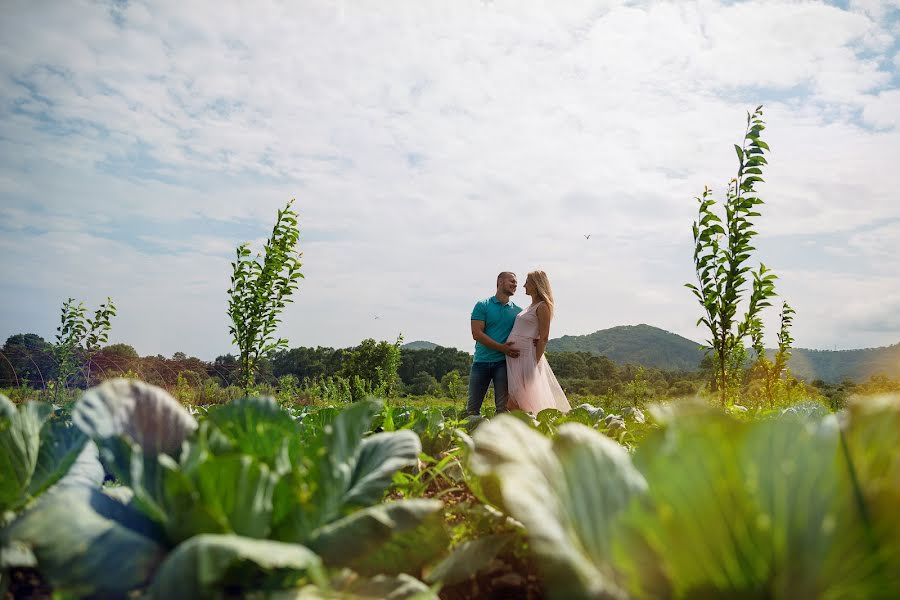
[497,271,515,285]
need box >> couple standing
[467,271,570,416]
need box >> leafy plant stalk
[750,300,795,408]
[686,106,781,406]
[54,297,116,397]
[228,200,304,392]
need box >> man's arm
[471,320,520,358]
[534,304,551,362]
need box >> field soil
[5,568,52,600]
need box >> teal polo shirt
[471,296,522,363]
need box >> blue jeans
[467,360,509,416]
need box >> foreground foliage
[3,380,443,598]
[467,396,900,599]
[3,377,898,599]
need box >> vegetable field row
[2,380,898,599]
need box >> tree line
[1,332,709,401]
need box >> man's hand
[503,341,520,358]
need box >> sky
[1,0,898,360]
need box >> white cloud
[861,88,900,128]
[0,0,898,357]
[849,0,900,20]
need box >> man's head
[496,271,517,297]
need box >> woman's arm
[535,303,551,362]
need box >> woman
[505,270,570,413]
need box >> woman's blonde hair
[528,270,554,318]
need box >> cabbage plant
[0,396,102,519]
[468,396,900,599]
[0,396,104,596]
[5,380,446,598]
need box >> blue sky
[1,0,898,359]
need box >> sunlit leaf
[308,499,446,575]
[146,534,325,600]
[469,415,645,599]
[74,379,197,457]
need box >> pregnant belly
[507,334,535,349]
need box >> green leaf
[0,401,52,511]
[95,436,169,525]
[206,396,297,473]
[841,395,900,588]
[74,379,198,457]
[25,419,90,498]
[469,415,646,600]
[4,485,165,596]
[146,534,325,600]
[55,443,105,489]
[0,394,15,419]
[307,499,447,576]
[273,401,421,542]
[425,533,516,585]
[619,406,892,598]
[329,407,421,509]
[284,573,438,599]
[162,453,280,543]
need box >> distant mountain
[547,324,706,371]
[401,340,440,351]
[782,344,900,383]
[545,324,900,383]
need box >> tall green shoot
[750,300,796,408]
[686,106,781,406]
[227,199,304,392]
[54,297,116,394]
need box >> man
[467,271,522,416]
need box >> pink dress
[505,302,570,413]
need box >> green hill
[546,324,900,382]
[401,340,440,351]
[546,324,706,371]
[782,344,900,383]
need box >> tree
[622,366,651,407]
[545,351,588,379]
[398,346,471,385]
[341,336,403,398]
[0,334,55,388]
[270,346,347,381]
[214,354,238,366]
[441,370,463,400]
[686,106,781,406]
[668,380,697,397]
[54,297,116,392]
[227,199,304,391]
[102,344,139,359]
[410,371,441,396]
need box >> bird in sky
[584,234,591,239]
[373,314,381,320]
